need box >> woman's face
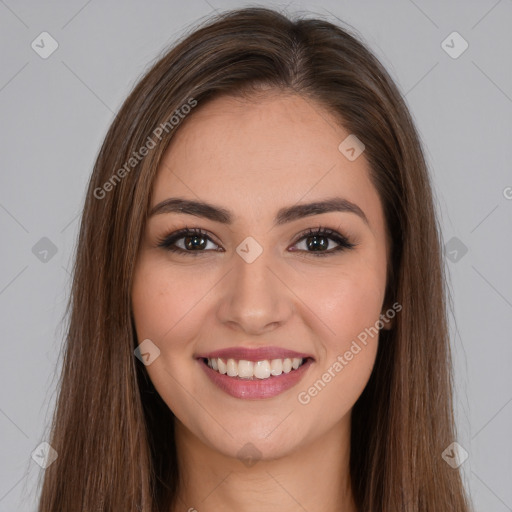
[131,91,390,461]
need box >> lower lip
[198,358,313,400]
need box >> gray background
[0,0,511,510]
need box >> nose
[216,243,294,335]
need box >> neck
[172,416,357,512]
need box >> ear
[382,318,395,331]
[379,301,398,331]
[380,313,394,330]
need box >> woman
[38,7,472,511]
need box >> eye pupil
[306,235,328,251]
[159,227,351,256]
[185,234,207,250]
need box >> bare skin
[131,91,392,512]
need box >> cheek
[295,258,386,348]
[131,260,211,419]
[131,258,214,347]
[323,277,385,345]
[309,280,382,390]
[291,256,385,407]
[296,343,377,425]
[293,268,384,419]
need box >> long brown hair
[37,7,472,511]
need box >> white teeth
[254,360,271,379]
[217,358,227,374]
[238,360,254,379]
[226,358,238,377]
[206,356,305,379]
[270,359,283,376]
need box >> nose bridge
[217,240,292,333]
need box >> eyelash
[156,225,356,257]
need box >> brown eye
[157,226,355,257]
[290,227,355,256]
[157,228,221,254]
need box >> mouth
[195,347,314,400]
[200,356,310,380]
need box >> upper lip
[196,346,314,362]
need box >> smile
[196,347,314,400]
[204,357,306,379]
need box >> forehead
[151,92,383,232]
[160,92,350,176]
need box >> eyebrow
[148,196,369,227]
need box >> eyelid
[290,225,355,247]
[156,224,356,255]
[156,226,223,253]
